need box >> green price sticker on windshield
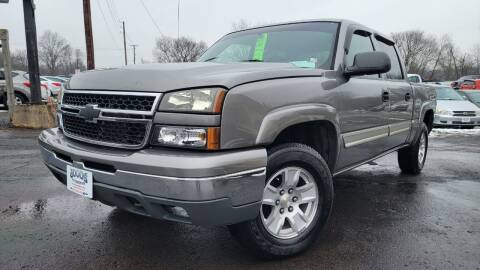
[253,33,268,61]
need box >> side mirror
[344,51,391,77]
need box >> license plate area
[67,165,93,198]
[461,117,471,123]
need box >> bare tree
[391,30,438,76]
[153,36,207,63]
[38,31,73,74]
[471,44,480,74]
[11,50,28,71]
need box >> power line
[105,0,120,23]
[95,0,120,47]
[139,0,163,36]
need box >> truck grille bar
[59,90,161,149]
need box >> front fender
[255,103,339,145]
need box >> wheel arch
[423,109,434,133]
[14,90,29,103]
[256,104,341,171]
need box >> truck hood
[436,100,480,111]
[67,62,325,92]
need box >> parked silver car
[0,69,48,106]
[40,76,63,96]
[434,86,480,128]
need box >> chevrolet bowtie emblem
[78,104,101,123]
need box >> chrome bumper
[434,114,480,126]
[39,128,267,225]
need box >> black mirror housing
[344,51,391,77]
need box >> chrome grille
[63,92,157,111]
[63,114,148,146]
[453,111,476,117]
[60,90,161,149]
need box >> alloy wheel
[260,166,319,240]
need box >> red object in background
[23,82,49,90]
[459,79,480,90]
[52,82,61,87]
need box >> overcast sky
[1,0,479,68]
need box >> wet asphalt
[0,120,479,269]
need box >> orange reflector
[207,127,220,150]
[213,90,226,114]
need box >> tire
[229,143,334,258]
[14,93,27,105]
[398,123,429,175]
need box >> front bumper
[433,114,480,126]
[39,128,267,226]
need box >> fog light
[171,206,189,218]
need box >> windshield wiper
[203,57,217,62]
[240,59,264,62]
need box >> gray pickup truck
[39,19,436,258]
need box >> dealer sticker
[67,165,93,199]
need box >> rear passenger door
[373,36,413,147]
[335,30,392,170]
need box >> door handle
[382,91,389,102]
[405,92,411,101]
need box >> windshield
[464,91,480,102]
[435,87,464,101]
[460,75,480,80]
[198,22,339,69]
[44,76,64,82]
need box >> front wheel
[398,123,429,174]
[229,143,334,258]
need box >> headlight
[435,107,452,116]
[158,88,226,113]
[151,126,220,150]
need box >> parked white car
[434,86,480,128]
[40,76,63,97]
[408,74,423,83]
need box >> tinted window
[408,76,420,83]
[346,32,378,78]
[0,71,4,80]
[374,38,403,80]
[199,22,339,69]
[346,32,374,67]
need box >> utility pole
[129,45,138,64]
[22,0,41,103]
[0,29,15,121]
[177,0,180,39]
[82,0,95,70]
[122,21,127,65]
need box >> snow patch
[430,128,480,138]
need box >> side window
[374,37,403,80]
[0,71,5,80]
[346,32,374,67]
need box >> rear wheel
[398,123,428,174]
[14,93,27,105]
[229,143,334,258]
